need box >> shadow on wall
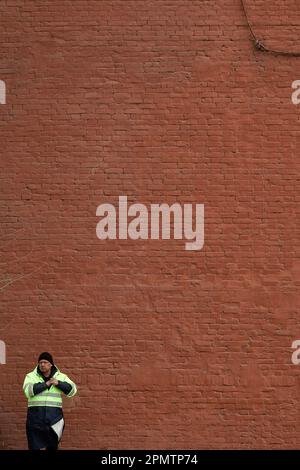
[0,425,4,450]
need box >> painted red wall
[1,0,300,449]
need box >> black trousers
[26,424,59,450]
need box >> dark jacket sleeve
[56,380,72,395]
[33,382,48,395]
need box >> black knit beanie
[38,352,54,365]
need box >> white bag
[51,418,64,442]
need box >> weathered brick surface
[1,0,300,449]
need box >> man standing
[23,352,77,450]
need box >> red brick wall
[1,0,300,449]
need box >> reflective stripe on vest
[67,383,77,397]
[28,401,62,408]
[27,389,63,407]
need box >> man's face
[38,359,52,374]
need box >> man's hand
[46,378,59,387]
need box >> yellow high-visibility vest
[23,366,77,407]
